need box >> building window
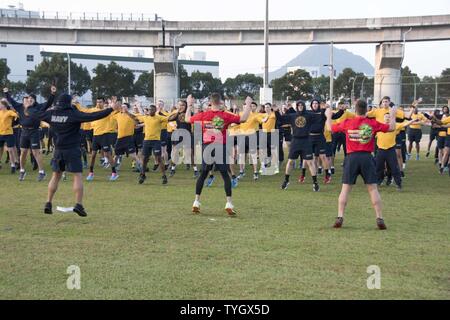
[26,55,34,62]
[0,44,6,47]
[27,70,33,76]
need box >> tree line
[0,52,448,105]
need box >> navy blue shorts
[115,136,136,156]
[133,132,144,150]
[395,130,406,149]
[342,152,377,185]
[288,137,313,160]
[430,128,439,142]
[143,140,162,157]
[0,134,15,148]
[437,136,446,149]
[310,134,326,156]
[160,129,168,147]
[445,136,450,148]
[20,128,40,150]
[408,128,422,143]
[51,148,82,173]
[325,142,333,157]
[92,134,111,152]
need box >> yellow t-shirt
[367,107,403,123]
[324,126,332,143]
[261,113,276,132]
[409,113,427,130]
[89,108,117,136]
[0,109,18,135]
[158,111,169,131]
[333,110,355,125]
[167,110,178,133]
[442,116,450,135]
[81,122,92,131]
[238,112,264,135]
[113,112,136,139]
[136,114,167,141]
[377,122,409,150]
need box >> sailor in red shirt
[185,93,252,216]
[325,100,397,230]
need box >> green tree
[334,68,365,99]
[9,81,27,97]
[134,71,154,97]
[271,69,313,101]
[0,59,10,87]
[179,65,190,98]
[91,62,135,98]
[311,75,330,100]
[26,53,91,97]
[223,73,263,99]
[189,71,223,99]
[438,68,450,105]
[401,66,420,105]
[417,76,437,105]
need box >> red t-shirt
[332,116,389,153]
[190,110,241,144]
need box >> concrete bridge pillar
[153,47,179,107]
[374,42,403,106]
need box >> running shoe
[19,171,26,181]
[109,173,119,181]
[37,172,46,182]
[298,175,305,183]
[206,175,215,187]
[138,174,146,184]
[225,202,237,217]
[44,202,52,215]
[376,218,387,230]
[231,177,238,188]
[333,217,343,228]
[192,200,201,214]
[281,180,289,190]
[73,203,87,217]
[86,173,94,181]
[313,182,320,192]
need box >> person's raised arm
[73,104,119,123]
[3,87,22,110]
[37,85,56,111]
[325,107,333,132]
[388,105,398,132]
[185,94,194,123]
[239,96,252,123]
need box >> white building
[287,65,323,78]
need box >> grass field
[0,149,449,300]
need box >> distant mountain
[268,45,374,81]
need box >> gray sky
[2,0,450,80]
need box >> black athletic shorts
[437,136,446,149]
[0,134,15,148]
[282,127,292,142]
[342,152,377,185]
[288,137,313,160]
[408,128,422,143]
[143,140,162,157]
[20,128,40,150]
[92,134,111,152]
[133,132,144,150]
[325,142,333,157]
[160,129,168,147]
[395,130,406,149]
[445,136,450,148]
[115,136,136,156]
[310,134,326,156]
[430,128,439,142]
[85,129,93,142]
[51,148,82,173]
[107,132,117,147]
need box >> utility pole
[260,0,272,104]
[329,42,334,104]
[67,52,71,95]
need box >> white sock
[39,170,45,174]
[225,202,234,209]
[20,169,25,173]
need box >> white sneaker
[192,200,201,214]
[225,202,237,216]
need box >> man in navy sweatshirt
[32,93,119,217]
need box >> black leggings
[376,148,401,186]
[196,164,232,197]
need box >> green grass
[0,151,449,300]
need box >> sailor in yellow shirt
[236,101,265,180]
[434,114,450,174]
[0,99,19,172]
[85,97,119,182]
[407,106,428,160]
[375,113,418,189]
[135,104,168,185]
[154,100,171,173]
[259,103,280,174]
[110,102,142,176]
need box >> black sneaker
[152,164,159,172]
[37,172,46,182]
[19,171,26,181]
[193,170,199,178]
[162,175,168,185]
[425,151,430,158]
[386,178,392,186]
[331,167,335,175]
[44,202,52,214]
[439,167,444,175]
[333,217,343,228]
[10,166,16,174]
[281,180,289,190]
[169,168,176,177]
[313,183,320,192]
[253,172,259,181]
[376,218,387,230]
[164,164,169,171]
[400,171,405,178]
[318,167,323,175]
[73,203,87,217]
[138,174,146,184]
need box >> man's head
[121,103,130,113]
[380,96,391,108]
[355,99,368,116]
[264,102,272,113]
[410,105,418,114]
[296,100,306,112]
[442,106,449,115]
[157,99,164,110]
[55,93,72,109]
[0,99,8,110]
[148,104,157,116]
[337,99,346,110]
[383,113,391,124]
[310,99,320,111]
[96,97,106,108]
[251,101,258,112]
[210,93,222,109]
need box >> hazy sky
[2,0,450,80]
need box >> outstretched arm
[73,108,115,123]
[3,88,22,110]
[36,86,57,111]
[239,97,252,123]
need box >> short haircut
[381,96,391,102]
[149,104,156,109]
[264,102,272,107]
[96,97,106,102]
[355,100,368,116]
[251,102,258,107]
[178,100,187,107]
[210,93,221,105]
